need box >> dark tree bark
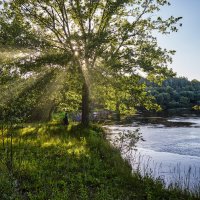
[116,101,121,121]
[81,82,89,127]
[48,103,56,122]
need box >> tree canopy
[149,77,200,112]
[0,0,182,125]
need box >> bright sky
[156,0,200,81]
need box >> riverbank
[107,116,200,196]
[0,123,199,199]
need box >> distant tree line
[148,77,200,111]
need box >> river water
[107,116,200,191]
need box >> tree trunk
[116,101,121,121]
[81,82,89,127]
[48,103,56,122]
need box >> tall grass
[107,128,200,199]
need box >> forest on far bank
[147,77,200,112]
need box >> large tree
[0,0,181,126]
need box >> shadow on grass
[1,123,199,200]
[1,123,138,199]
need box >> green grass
[0,123,199,200]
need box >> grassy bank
[0,123,198,200]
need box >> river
[107,116,200,191]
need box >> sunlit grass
[21,126,36,135]
[1,123,199,199]
[0,123,131,199]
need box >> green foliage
[0,54,83,123]
[0,7,47,48]
[0,0,182,125]
[0,123,198,199]
[91,75,161,119]
[112,128,142,154]
[0,124,198,200]
[193,105,200,111]
[149,77,200,110]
